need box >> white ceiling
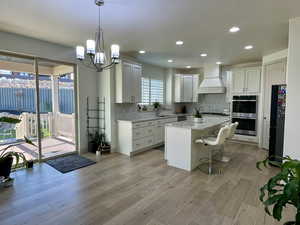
[0,0,299,68]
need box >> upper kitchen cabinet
[116,60,142,103]
[174,74,199,103]
[231,67,261,95]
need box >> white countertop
[166,115,230,130]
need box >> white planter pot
[194,117,203,123]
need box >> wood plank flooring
[0,142,296,225]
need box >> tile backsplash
[174,94,230,114]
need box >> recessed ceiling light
[186,66,191,69]
[176,40,184,45]
[244,45,253,50]
[216,61,222,65]
[229,26,240,33]
[168,59,173,63]
[200,53,208,57]
[139,50,146,54]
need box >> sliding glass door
[37,59,76,160]
[0,55,38,162]
[0,51,77,162]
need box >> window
[141,77,164,105]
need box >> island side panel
[165,126,192,171]
[117,121,133,156]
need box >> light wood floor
[0,142,295,225]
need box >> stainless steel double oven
[231,95,257,136]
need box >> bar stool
[195,125,230,175]
[221,122,239,162]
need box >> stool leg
[208,150,212,175]
[219,144,224,160]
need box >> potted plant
[153,102,161,116]
[257,156,300,224]
[0,117,36,179]
[194,108,203,123]
[88,131,101,153]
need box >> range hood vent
[198,64,225,94]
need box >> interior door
[262,61,286,149]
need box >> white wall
[0,31,98,153]
[284,18,300,159]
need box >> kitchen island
[165,115,229,171]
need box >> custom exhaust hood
[198,64,225,94]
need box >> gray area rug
[46,154,96,174]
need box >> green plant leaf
[265,206,271,216]
[257,155,300,224]
[24,136,36,147]
[273,202,283,221]
[283,179,299,205]
[259,185,267,202]
[0,117,21,124]
[264,195,282,206]
[296,210,300,224]
[283,222,296,225]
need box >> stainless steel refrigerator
[269,84,287,164]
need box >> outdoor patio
[1,137,75,163]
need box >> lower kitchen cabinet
[117,117,178,156]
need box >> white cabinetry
[116,60,142,103]
[231,67,261,95]
[174,74,199,103]
[117,117,177,156]
[183,75,193,102]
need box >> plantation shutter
[141,77,150,104]
[150,79,164,104]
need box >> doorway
[262,60,286,149]
[0,51,78,163]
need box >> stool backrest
[228,122,239,139]
[215,126,230,145]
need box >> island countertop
[166,115,230,131]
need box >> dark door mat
[46,154,96,174]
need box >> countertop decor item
[257,156,300,225]
[194,108,203,123]
[153,102,161,116]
